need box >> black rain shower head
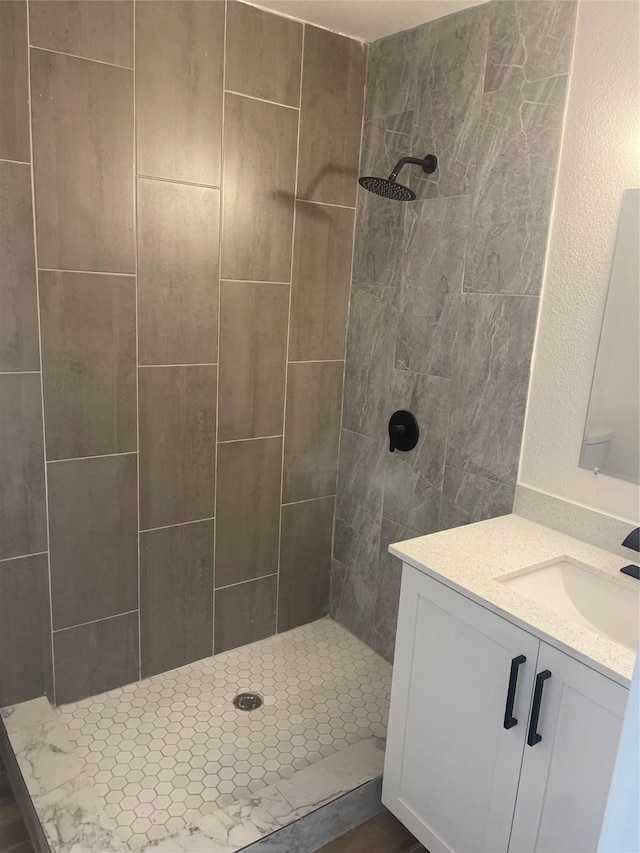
[359,154,437,201]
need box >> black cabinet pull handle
[527,670,552,746]
[503,655,526,729]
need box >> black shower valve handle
[388,411,420,453]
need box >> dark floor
[0,759,33,853]
[317,810,426,853]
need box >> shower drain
[233,692,263,711]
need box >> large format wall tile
[278,497,333,632]
[382,370,450,535]
[215,437,282,587]
[48,454,138,629]
[364,27,419,120]
[222,94,297,282]
[395,196,470,378]
[140,520,214,678]
[214,576,277,654]
[298,27,365,207]
[0,554,52,706]
[39,271,136,460]
[0,1,29,162]
[30,1,134,67]
[283,361,343,503]
[0,162,39,371]
[139,366,216,530]
[360,109,413,178]
[484,0,577,93]
[289,201,354,361]
[446,293,539,485]
[137,179,219,366]
[464,75,568,295]
[342,286,398,439]
[439,466,515,531]
[351,191,405,288]
[135,0,224,185]
[31,50,134,273]
[53,612,139,704]
[225,1,302,107]
[410,7,488,198]
[0,374,47,560]
[218,281,288,441]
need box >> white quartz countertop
[389,514,639,687]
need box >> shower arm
[388,155,437,181]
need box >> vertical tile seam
[133,0,142,681]
[24,0,56,704]
[213,0,229,655]
[332,39,368,617]
[275,20,305,635]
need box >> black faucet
[620,527,639,579]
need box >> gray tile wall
[0,0,364,705]
[333,0,576,661]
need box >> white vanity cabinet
[382,564,629,853]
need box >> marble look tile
[30,1,133,67]
[297,26,365,207]
[484,0,577,93]
[0,697,55,735]
[464,75,568,295]
[10,719,81,798]
[409,7,488,199]
[0,1,29,162]
[31,49,134,273]
[135,0,224,185]
[298,777,383,853]
[395,195,470,378]
[137,178,220,366]
[342,287,399,439]
[0,555,52,707]
[439,466,515,531]
[214,575,277,654]
[0,162,39,372]
[373,519,420,664]
[244,822,300,852]
[365,27,419,120]
[446,293,539,484]
[283,361,343,503]
[351,191,405,288]
[359,110,413,180]
[0,373,47,561]
[222,94,297,282]
[226,1,302,107]
[382,370,450,535]
[333,431,386,644]
[39,271,137,460]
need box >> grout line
[137,173,221,191]
[47,450,137,464]
[138,363,218,369]
[0,157,30,166]
[217,434,282,445]
[213,0,228,654]
[0,550,48,564]
[0,370,40,375]
[25,1,56,705]
[296,198,356,212]
[140,517,215,534]
[221,278,291,286]
[224,89,299,111]
[275,21,305,636]
[38,268,135,277]
[287,359,344,365]
[53,609,139,635]
[282,495,336,508]
[133,0,142,681]
[29,44,133,71]
[215,572,278,592]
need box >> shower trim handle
[389,154,437,180]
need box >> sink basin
[500,558,640,651]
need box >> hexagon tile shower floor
[2,618,391,851]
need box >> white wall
[519,0,640,523]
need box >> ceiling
[249,0,487,42]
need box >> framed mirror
[580,188,640,483]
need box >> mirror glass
[580,188,640,483]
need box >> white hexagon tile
[51,618,392,849]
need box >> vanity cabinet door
[509,643,628,853]
[383,564,540,853]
